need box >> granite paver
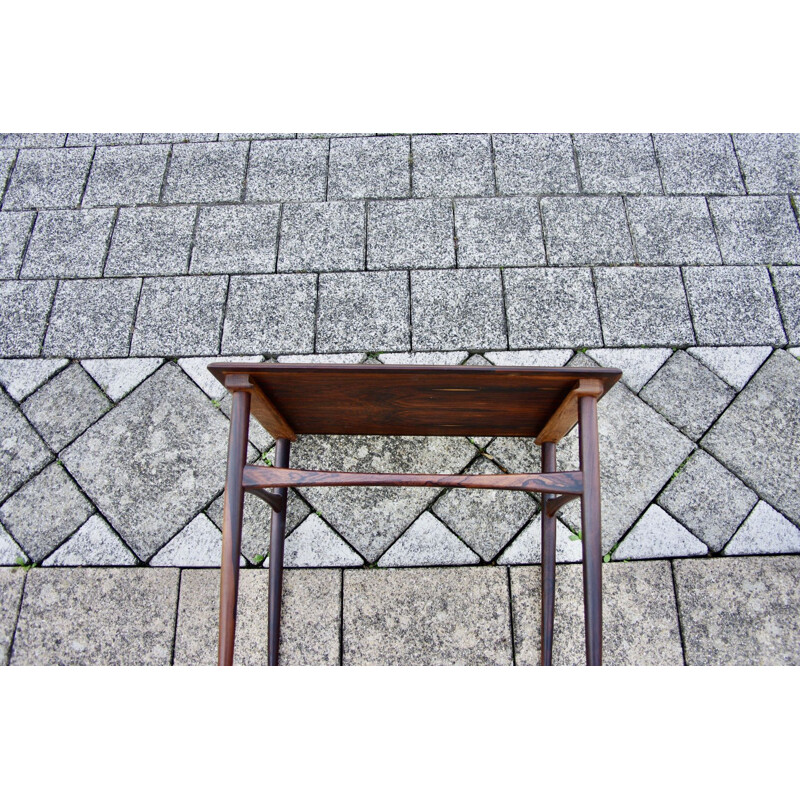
[0,358,67,401]
[653,133,744,195]
[42,514,137,566]
[492,133,579,195]
[0,389,50,503]
[66,133,142,147]
[0,568,25,664]
[611,505,708,560]
[411,134,494,198]
[163,141,248,204]
[328,136,410,199]
[687,346,772,390]
[283,514,363,567]
[771,267,800,344]
[496,514,582,565]
[573,133,661,194]
[3,147,93,210]
[585,347,671,393]
[732,133,800,194]
[0,523,26,565]
[1,134,67,148]
[0,279,55,356]
[80,357,163,402]
[246,139,327,202]
[724,502,800,556]
[142,133,216,144]
[82,144,169,207]
[377,511,479,567]
[0,211,35,278]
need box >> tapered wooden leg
[540,441,557,666]
[218,389,251,666]
[578,394,602,666]
[268,437,291,666]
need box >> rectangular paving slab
[0,568,26,664]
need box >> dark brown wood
[544,493,579,517]
[540,441,556,667]
[243,486,286,513]
[224,373,296,441]
[268,438,291,666]
[535,378,604,445]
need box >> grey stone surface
[284,514,363,567]
[42,514,137,566]
[378,350,467,365]
[541,196,634,265]
[3,147,92,210]
[328,136,410,199]
[277,352,365,364]
[0,568,25,664]
[0,522,26,565]
[653,133,745,195]
[317,271,409,353]
[0,148,16,188]
[484,349,572,367]
[82,144,169,207]
[709,196,800,265]
[585,347,671,393]
[0,358,68,401]
[496,514,582,565]
[0,462,93,561]
[0,211,35,278]
[277,201,364,272]
[105,205,195,277]
[687,346,772,390]
[724,501,800,556]
[0,389,50,503]
[61,364,230,559]
[367,199,455,269]
[132,276,226,356]
[22,362,110,451]
[454,197,545,267]
[411,134,494,198]
[683,266,786,345]
[511,562,684,665]
[81,357,163,401]
[612,505,708,560]
[0,279,55,356]
[574,133,662,194]
[377,511,479,567]
[11,568,179,665]
[594,266,694,346]
[505,267,601,348]
[178,355,262,400]
[246,139,327,202]
[66,133,142,146]
[218,133,294,141]
[43,278,141,357]
[733,133,800,194]
[674,556,800,665]
[163,141,248,203]
[343,567,512,665]
[2,133,67,148]
[150,513,235,567]
[141,133,216,144]
[772,267,800,344]
[221,273,316,354]
[492,133,578,194]
[411,269,505,350]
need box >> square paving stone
[594,266,694,346]
[105,206,196,277]
[492,133,579,195]
[683,266,786,345]
[131,276,227,356]
[0,568,25,664]
[541,196,634,266]
[3,147,93,210]
[505,267,601,348]
[328,136,410,199]
[62,364,230,559]
[411,269,506,350]
[701,349,800,526]
[510,561,684,665]
[246,139,327,202]
[21,209,115,279]
[709,196,800,265]
[653,133,744,195]
[367,199,455,269]
[1,133,67,148]
[771,267,800,344]
[411,134,494,198]
[66,133,142,146]
[343,567,512,665]
[733,133,800,194]
[0,211,35,278]
[673,556,800,665]
[11,568,179,665]
[573,133,662,194]
[221,273,316,354]
[163,141,248,203]
[454,197,545,267]
[82,144,169,207]
[0,279,56,356]
[277,201,365,272]
[191,204,279,274]
[0,389,50,503]
[174,568,341,665]
[43,278,141,357]
[317,271,409,353]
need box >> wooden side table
[208,363,621,666]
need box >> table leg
[540,441,557,666]
[268,438,291,666]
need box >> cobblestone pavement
[1,132,799,665]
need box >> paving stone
[221,273,316,354]
[492,133,578,195]
[317,271,409,353]
[0,462,93,561]
[343,567,512,665]
[367,199,455,269]
[454,197,545,267]
[687,346,772,390]
[0,567,25,664]
[22,362,110,451]
[733,133,800,194]
[627,196,721,265]
[497,514,582,565]
[411,134,494,198]
[594,266,694,346]
[174,568,341,665]
[510,561,684,665]
[0,522,26,565]
[0,279,55,356]
[277,352,364,364]
[724,501,800,556]
[82,144,169,207]
[653,133,745,195]
[674,555,800,665]
[0,358,68,401]
[218,133,294,141]
[771,267,800,344]
[2,133,67,148]
[163,141,248,203]
[378,351,467,365]
[541,196,634,265]
[377,511,479,567]
[246,139,327,202]
[505,267,601,348]
[283,514,363,567]
[573,133,662,194]
[0,147,16,185]
[66,133,142,147]
[217,394,274,454]
[61,364,230,559]
[11,568,179,665]
[105,205,195,277]
[0,389,50,503]
[277,201,364,272]
[3,147,92,210]
[612,505,707,560]
[411,269,505,351]
[328,136,410,199]
[150,513,242,567]
[42,514,137,566]
[585,347,670,393]
[81,357,163,401]
[484,349,572,367]
[43,278,141,357]
[683,266,786,346]
[709,196,800,265]
[141,133,217,144]
[0,211,35,278]
[178,355,263,400]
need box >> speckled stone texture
[0,279,55,356]
[573,133,661,194]
[0,212,35,278]
[411,134,494,198]
[0,358,68,402]
[732,133,800,194]
[66,133,142,147]
[724,501,800,556]
[377,511,479,567]
[771,267,800,344]
[328,136,410,199]
[0,568,25,664]
[283,514,364,567]
[653,133,744,195]
[246,139,327,202]
[163,141,248,203]
[0,389,50,503]
[82,144,169,207]
[3,147,92,210]
[611,505,707,560]
[492,133,579,194]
